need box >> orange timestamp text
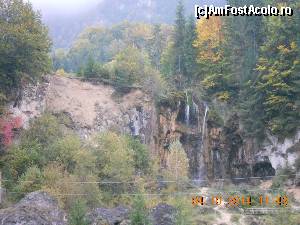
[192,195,288,208]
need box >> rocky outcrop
[10,76,299,180]
[0,191,67,225]
[150,203,176,225]
[158,96,299,180]
[258,131,300,170]
[87,206,130,225]
[10,75,158,152]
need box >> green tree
[69,199,89,225]
[90,132,135,182]
[251,5,300,137]
[225,0,264,84]
[0,0,51,99]
[183,15,198,85]
[111,46,151,88]
[127,136,151,174]
[148,24,164,70]
[13,165,43,199]
[174,0,186,77]
[130,195,151,225]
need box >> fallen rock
[150,203,176,225]
[87,206,130,225]
[0,191,67,225]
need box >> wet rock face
[0,191,67,225]
[150,203,176,225]
[158,98,209,178]
[180,133,202,177]
[87,206,130,225]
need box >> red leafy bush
[0,114,23,147]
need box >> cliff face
[157,95,299,180]
[10,75,158,152]
[10,76,299,180]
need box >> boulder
[0,191,67,225]
[87,206,130,225]
[150,203,176,225]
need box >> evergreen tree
[148,24,163,70]
[83,56,96,78]
[174,0,186,79]
[130,195,151,225]
[224,0,264,85]
[253,8,300,136]
[69,199,89,225]
[183,15,198,85]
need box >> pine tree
[183,15,198,85]
[174,0,186,77]
[224,0,264,85]
[254,10,300,136]
[148,24,163,70]
[130,195,151,225]
[69,199,88,225]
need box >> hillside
[43,0,225,48]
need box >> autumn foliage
[0,114,22,147]
[194,16,224,62]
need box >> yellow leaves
[277,42,297,55]
[265,94,288,107]
[290,41,297,50]
[217,91,230,102]
[56,69,67,77]
[294,60,300,66]
[277,45,291,54]
[201,76,217,89]
[130,23,152,41]
[194,16,224,62]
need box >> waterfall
[202,104,209,142]
[193,100,200,132]
[198,103,209,181]
[185,91,190,126]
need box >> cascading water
[202,104,209,142]
[185,91,190,126]
[193,100,200,132]
[198,103,209,181]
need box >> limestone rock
[10,75,158,151]
[0,191,67,225]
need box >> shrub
[4,140,41,178]
[69,199,89,225]
[80,57,110,79]
[126,136,151,174]
[165,140,189,182]
[51,135,81,173]
[13,166,43,199]
[42,163,102,209]
[130,195,151,225]
[271,166,295,189]
[90,132,134,181]
[22,114,62,149]
[174,197,193,225]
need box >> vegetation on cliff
[0,0,51,104]
[0,0,299,224]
